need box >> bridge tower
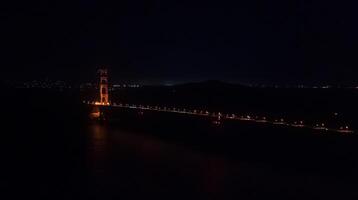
[98,67,109,105]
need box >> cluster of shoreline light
[84,101,354,134]
[17,80,70,89]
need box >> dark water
[3,117,358,200]
[2,89,358,199]
[83,123,358,200]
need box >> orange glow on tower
[98,67,109,105]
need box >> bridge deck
[85,101,354,134]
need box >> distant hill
[173,80,248,90]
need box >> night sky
[1,0,358,85]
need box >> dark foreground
[1,88,358,199]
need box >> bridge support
[98,67,109,105]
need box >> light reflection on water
[84,123,340,199]
[86,123,232,198]
[87,124,109,183]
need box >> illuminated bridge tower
[98,67,109,105]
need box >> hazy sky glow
[1,0,358,85]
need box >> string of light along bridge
[86,101,354,134]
